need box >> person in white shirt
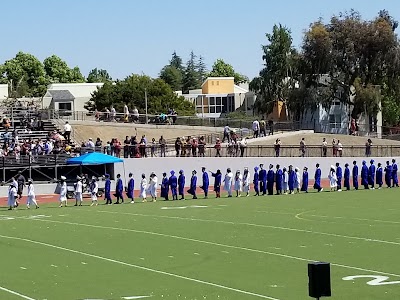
[140,174,148,202]
[90,177,99,206]
[123,104,130,122]
[148,173,158,202]
[282,167,289,195]
[328,166,338,192]
[224,168,233,197]
[110,106,116,122]
[74,176,83,206]
[234,170,243,197]
[8,183,17,210]
[59,176,68,207]
[252,119,260,138]
[63,121,72,143]
[26,179,39,209]
[86,138,95,151]
[132,107,139,122]
[243,167,251,197]
[223,125,230,142]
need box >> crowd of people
[6,158,399,210]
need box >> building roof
[201,77,235,87]
[48,90,75,101]
[47,83,104,98]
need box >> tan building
[179,77,251,117]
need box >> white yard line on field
[95,211,400,247]
[0,235,280,300]
[15,217,400,279]
[0,285,36,300]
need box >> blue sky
[1,0,399,80]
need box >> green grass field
[1,189,400,300]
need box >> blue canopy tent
[67,152,123,165]
[67,152,124,181]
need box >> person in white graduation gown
[234,170,243,197]
[243,168,251,197]
[224,168,233,197]
[59,176,68,207]
[26,179,39,209]
[140,174,148,202]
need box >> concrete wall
[114,156,400,188]
[202,78,234,94]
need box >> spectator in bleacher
[191,137,198,157]
[274,138,281,157]
[139,135,147,158]
[159,135,166,157]
[104,141,112,155]
[151,138,157,157]
[198,136,206,157]
[239,137,247,157]
[85,138,95,152]
[104,108,110,121]
[299,138,306,157]
[322,138,328,157]
[124,136,130,158]
[268,119,274,135]
[332,138,337,157]
[113,138,122,157]
[95,138,102,151]
[3,129,11,144]
[63,121,72,144]
[223,124,230,142]
[215,138,222,157]
[174,137,181,157]
[365,139,372,157]
[337,140,343,157]
[180,137,186,157]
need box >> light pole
[145,88,148,124]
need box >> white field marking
[20,267,27,270]
[194,253,200,255]
[302,214,400,225]
[160,207,187,210]
[96,211,400,247]
[0,216,15,221]
[81,262,87,265]
[218,205,228,207]
[0,285,36,300]
[0,235,280,300]
[39,196,53,199]
[294,211,315,222]
[19,218,400,278]
[190,205,208,208]
[122,296,152,299]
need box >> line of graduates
[99,158,399,204]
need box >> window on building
[216,106,222,113]
[58,102,72,110]
[329,114,342,129]
[209,97,215,105]
[210,106,216,113]
[216,97,221,105]
[196,97,202,106]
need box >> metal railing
[77,144,400,158]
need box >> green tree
[250,24,294,115]
[159,65,182,91]
[3,51,47,97]
[87,68,112,83]
[196,55,207,84]
[182,51,201,93]
[170,51,184,73]
[208,59,247,84]
[44,55,85,83]
[87,74,195,115]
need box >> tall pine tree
[182,51,201,93]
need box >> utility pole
[145,88,148,124]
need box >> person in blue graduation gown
[361,160,369,189]
[161,172,169,200]
[211,169,222,198]
[115,174,124,204]
[104,174,112,204]
[352,161,359,190]
[275,164,283,195]
[267,164,275,195]
[178,170,186,200]
[259,164,267,195]
[127,173,135,203]
[385,161,392,188]
[169,171,178,200]
[301,167,309,192]
[376,163,383,189]
[187,170,198,199]
[314,163,322,192]
[392,159,399,187]
[288,165,295,194]
[336,163,343,191]
[344,163,350,191]
[368,159,376,189]
[253,166,260,196]
[201,167,209,199]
